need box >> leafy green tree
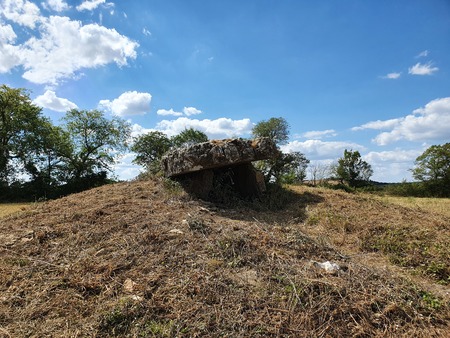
[131,131,172,173]
[256,152,310,184]
[252,117,308,183]
[132,128,208,174]
[171,127,208,147]
[251,117,290,145]
[334,149,373,187]
[285,152,310,183]
[0,85,47,187]
[62,109,131,181]
[21,121,72,191]
[412,143,450,197]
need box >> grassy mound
[1,179,449,337]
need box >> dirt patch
[0,179,449,337]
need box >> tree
[0,85,48,187]
[20,120,72,193]
[288,152,310,183]
[252,117,308,183]
[62,109,131,182]
[132,128,208,174]
[279,152,310,184]
[132,131,172,173]
[0,86,132,199]
[251,117,290,145]
[334,149,373,187]
[171,128,208,148]
[257,152,310,184]
[309,161,330,186]
[411,143,450,197]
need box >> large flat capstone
[161,138,278,177]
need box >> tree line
[1,85,448,201]
[0,85,131,200]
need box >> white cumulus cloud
[0,0,41,29]
[34,90,78,112]
[155,117,253,139]
[0,23,16,42]
[364,149,421,164]
[0,23,20,72]
[0,12,138,85]
[130,123,156,138]
[99,91,152,116]
[408,62,438,75]
[113,152,143,181]
[280,139,365,159]
[42,0,70,12]
[364,149,422,182]
[183,107,202,116]
[370,97,450,145]
[76,0,106,11]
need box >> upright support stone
[181,169,214,200]
[232,163,266,198]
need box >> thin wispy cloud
[416,50,429,58]
[157,107,202,117]
[381,72,401,80]
[301,129,337,139]
[352,118,401,131]
[142,27,151,36]
[157,109,183,117]
[408,62,438,75]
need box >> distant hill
[1,178,449,337]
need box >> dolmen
[161,138,279,199]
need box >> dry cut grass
[295,185,450,287]
[0,179,449,337]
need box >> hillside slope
[1,179,449,337]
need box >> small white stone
[169,228,184,234]
[123,278,137,293]
[313,261,340,274]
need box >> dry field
[0,179,449,337]
[0,203,31,218]
[375,195,450,218]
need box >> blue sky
[1,0,449,182]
